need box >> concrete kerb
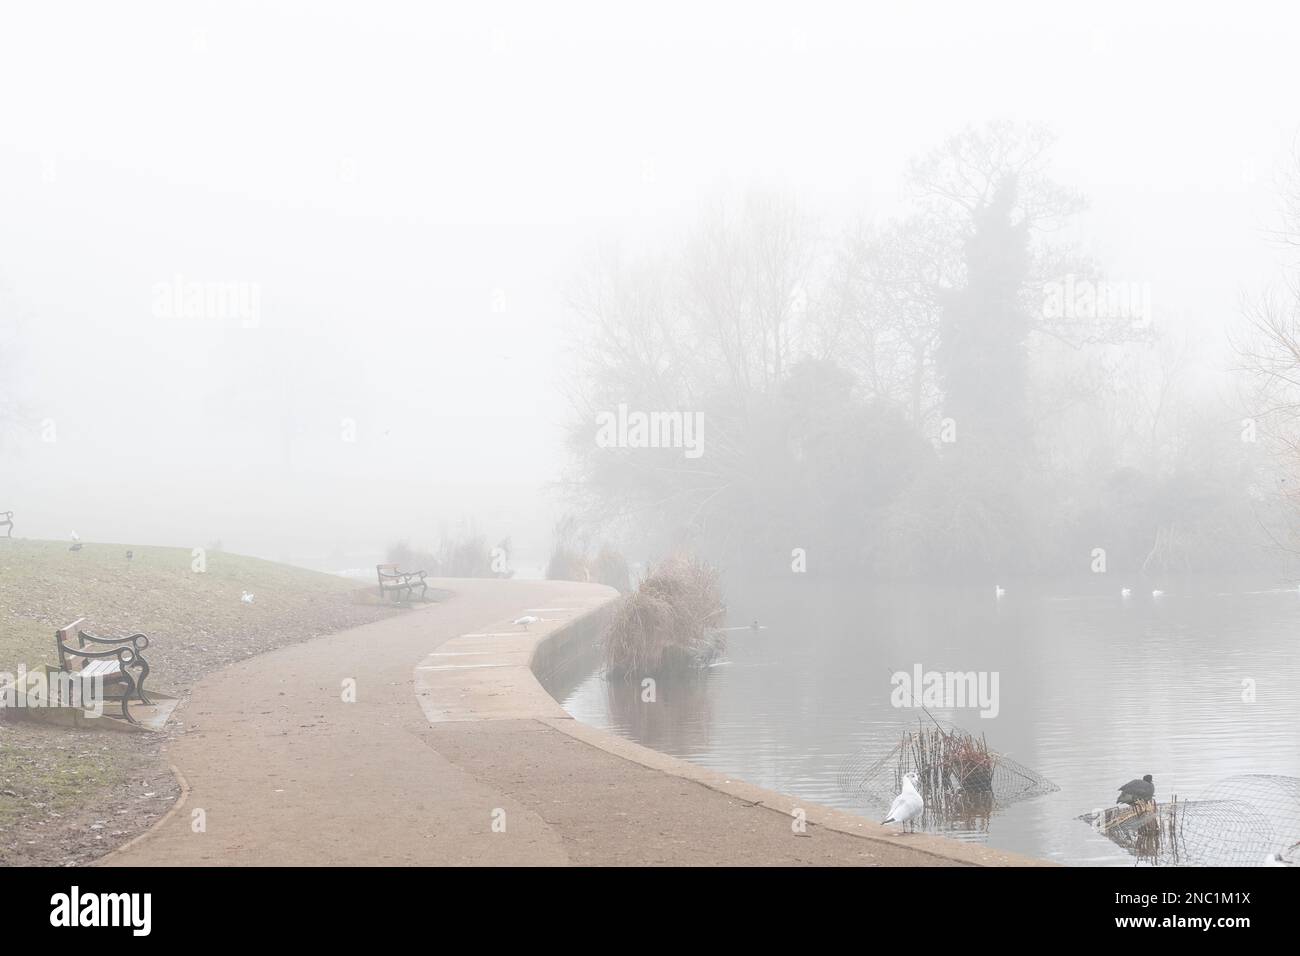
[420,582,1051,867]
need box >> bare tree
[683,190,815,398]
[1235,142,1300,465]
[826,215,954,427]
[1236,279,1300,458]
[907,120,1086,232]
[561,190,817,552]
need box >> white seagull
[1120,587,1132,598]
[1152,589,1165,598]
[882,771,924,832]
[994,585,1006,600]
[241,591,255,604]
[513,615,540,629]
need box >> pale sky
[1,0,1297,564]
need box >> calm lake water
[555,576,1300,865]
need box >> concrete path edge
[518,593,1051,867]
[93,580,1052,867]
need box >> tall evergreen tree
[938,174,1033,465]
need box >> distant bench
[0,511,11,538]
[376,563,429,603]
[54,619,153,723]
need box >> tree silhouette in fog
[564,123,1279,581]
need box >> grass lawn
[0,538,405,864]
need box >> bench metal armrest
[58,644,137,667]
[77,630,150,653]
[381,569,424,582]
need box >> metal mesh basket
[1078,774,1300,866]
[837,720,1059,827]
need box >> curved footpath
[103,579,1045,866]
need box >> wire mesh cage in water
[1079,798,1277,866]
[1078,775,1300,867]
[1202,773,1300,862]
[837,720,1059,827]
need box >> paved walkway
[104,579,1042,866]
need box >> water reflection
[556,575,1300,865]
[938,789,995,836]
[603,673,717,756]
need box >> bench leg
[133,659,152,705]
[117,671,138,723]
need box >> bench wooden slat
[81,659,122,679]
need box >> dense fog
[2,2,1299,582]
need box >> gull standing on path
[513,615,540,630]
[882,771,924,833]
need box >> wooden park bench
[0,511,12,537]
[376,563,429,603]
[54,619,153,723]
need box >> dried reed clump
[603,557,726,678]
[900,725,997,820]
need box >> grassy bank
[0,539,408,864]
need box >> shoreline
[426,580,1050,866]
[98,577,1049,866]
